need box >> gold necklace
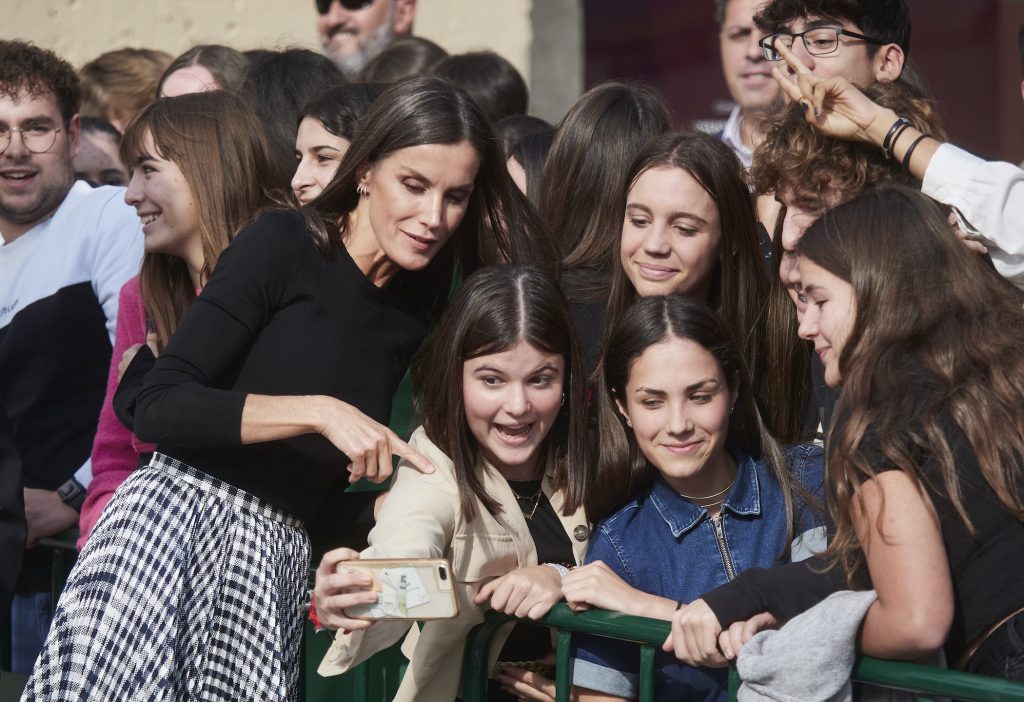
[509,484,543,521]
[678,479,735,502]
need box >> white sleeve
[87,190,143,343]
[921,144,1024,288]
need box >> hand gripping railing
[461,604,1024,702]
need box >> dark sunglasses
[315,0,373,13]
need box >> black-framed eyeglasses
[315,0,374,14]
[758,27,885,61]
[0,120,69,155]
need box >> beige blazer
[318,426,590,701]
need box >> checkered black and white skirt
[22,453,310,702]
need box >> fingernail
[358,575,371,584]
[342,628,350,635]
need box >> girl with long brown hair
[604,131,770,411]
[78,90,275,545]
[667,186,1024,680]
[538,82,672,372]
[313,265,591,701]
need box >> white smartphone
[338,558,459,620]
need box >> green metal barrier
[463,604,1024,702]
[461,603,670,702]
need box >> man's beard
[332,13,396,79]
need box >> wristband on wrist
[881,117,912,160]
[543,563,571,578]
[901,134,930,171]
[56,477,86,512]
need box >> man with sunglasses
[753,0,908,87]
[316,0,416,78]
[0,40,141,673]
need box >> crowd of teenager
[2,0,1023,700]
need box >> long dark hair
[238,48,346,190]
[301,75,556,315]
[594,295,798,558]
[411,265,589,522]
[798,186,1024,581]
[121,91,275,351]
[606,131,769,385]
[297,83,386,141]
[539,82,672,302]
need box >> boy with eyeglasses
[754,0,909,87]
[316,0,416,79]
[0,39,141,673]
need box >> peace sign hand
[772,41,896,146]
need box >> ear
[392,0,416,35]
[872,43,905,84]
[729,374,740,415]
[356,162,372,191]
[67,113,81,158]
[1019,80,1024,104]
[613,394,632,427]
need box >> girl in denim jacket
[498,296,823,702]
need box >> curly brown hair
[0,40,81,121]
[749,81,946,203]
[753,80,947,443]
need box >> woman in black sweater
[25,76,552,701]
[666,187,1024,679]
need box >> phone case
[339,558,460,620]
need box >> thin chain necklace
[509,483,543,521]
[678,479,735,502]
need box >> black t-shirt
[704,363,1024,661]
[496,480,574,680]
[861,409,1024,658]
[116,210,431,522]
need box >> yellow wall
[3,0,529,88]
[3,0,580,121]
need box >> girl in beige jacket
[313,264,593,701]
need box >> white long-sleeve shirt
[921,144,1024,289]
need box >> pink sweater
[78,276,156,548]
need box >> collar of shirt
[720,105,754,170]
[647,448,763,538]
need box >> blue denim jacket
[571,445,825,701]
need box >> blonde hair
[79,48,172,128]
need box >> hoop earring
[560,393,565,407]
[356,184,368,196]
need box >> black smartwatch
[57,478,87,512]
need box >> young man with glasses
[0,40,141,673]
[753,0,908,87]
[316,0,416,79]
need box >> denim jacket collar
[648,449,763,538]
